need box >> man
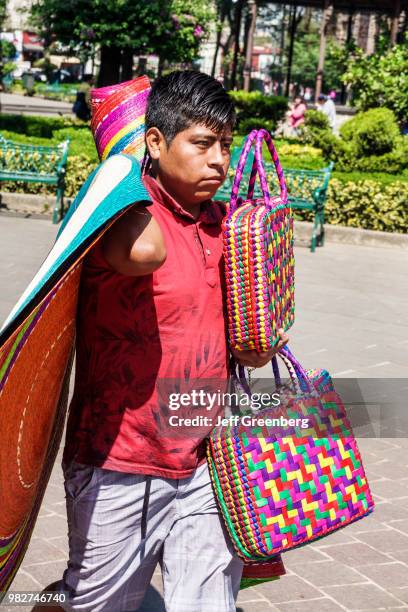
[58,71,288,611]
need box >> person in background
[304,87,313,102]
[73,74,93,121]
[287,95,307,136]
[317,93,337,132]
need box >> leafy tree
[0,40,18,80]
[30,0,214,86]
[160,0,214,65]
[1,40,17,60]
[343,36,408,124]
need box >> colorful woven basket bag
[223,128,295,353]
[207,346,375,561]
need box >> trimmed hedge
[300,107,408,174]
[228,91,288,135]
[0,114,72,137]
[294,179,408,233]
[1,115,407,232]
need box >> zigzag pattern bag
[207,347,375,561]
[223,129,295,353]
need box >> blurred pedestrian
[73,74,93,121]
[317,93,336,131]
[286,95,307,137]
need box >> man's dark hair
[146,70,236,145]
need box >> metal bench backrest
[0,137,69,177]
[215,145,333,204]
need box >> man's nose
[208,144,225,167]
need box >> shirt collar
[142,175,224,226]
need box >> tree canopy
[343,36,408,124]
[30,0,214,85]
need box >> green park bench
[0,135,70,224]
[215,147,334,252]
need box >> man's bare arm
[101,205,166,276]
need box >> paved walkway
[1,214,407,611]
[0,92,72,116]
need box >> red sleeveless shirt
[63,176,229,478]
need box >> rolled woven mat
[90,75,151,162]
[0,155,151,592]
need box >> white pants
[58,459,244,611]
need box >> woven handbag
[223,128,295,353]
[207,346,375,562]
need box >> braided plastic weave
[90,76,151,162]
[223,129,294,352]
[207,349,375,561]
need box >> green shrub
[303,109,330,131]
[300,107,407,174]
[0,114,71,137]
[293,178,408,233]
[343,38,408,125]
[237,117,275,135]
[65,155,98,197]
[52,127,98,161]
[326,178,408,232]
[299,110,338,158]
[1,115,407,233]
[229,91,288,134]
[340,107,400,156]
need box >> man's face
[147,123,233,207]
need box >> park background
[0,1,408,611]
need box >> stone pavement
[0,214,407,612]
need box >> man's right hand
[101,205,167,276]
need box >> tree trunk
[211,22,224,77]
[97,45,122,87]
[230,0,244,90]
[121,47,134,81]
[315,0,331,101]
[243,0,257,92]
[285,3,302,98]
[157,55,165,77]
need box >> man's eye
[196,141,209,146]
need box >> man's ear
[145,127,166,161]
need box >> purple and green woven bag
[222,128,295,353]
[207,347,375,561]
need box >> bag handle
[230,129,258,212]
[230,129,287,212]
[274,347,319,397]
[230,345,314,401]
[251,129,287,206]
[230,130,289,214]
